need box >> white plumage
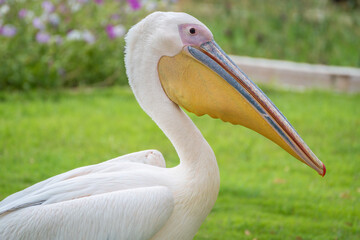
[0,12,220,240]
[0,11,325,240]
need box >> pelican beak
[158,40,326,176]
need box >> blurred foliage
[0,35,127,90]
[181,0,360,67]
[0,0,175,90]
[0,0,360,90]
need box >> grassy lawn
[0,86,359,239]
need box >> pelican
[0,12,325,239]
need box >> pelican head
[125,12,325,176]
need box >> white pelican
[0,12,325,240]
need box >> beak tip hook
[321,163,326,177]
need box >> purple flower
[127,0,141,10]
[94,0,103,4]
[0,4,10,16]
[83,30,95,44]
[18,9,27,19]
[48,13,60,26]
[59,3,67,13]
[106,25,116,39]
[66,30,82,41]
[0,0,6,4]
[69,1,81,12]
[33,18,45,30]
[106,24,125,39]
[110,14,120,21]
[36,31,50,43]
[0,25,17,37]
[54,35,63,45]
[66,30,95,44]
[42,1,55,13]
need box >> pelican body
[0,12,325,240]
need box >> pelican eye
[189,28,196,34]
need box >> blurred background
[0,0,359,90]
[0,0,359,239]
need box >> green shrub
[0,0,175,90]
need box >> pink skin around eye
[178,24,213,47]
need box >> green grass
[0,86,359,239]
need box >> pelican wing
[0,186,174,240]
[0,150,166,214]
